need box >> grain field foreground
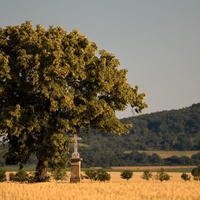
[1,172,200,200]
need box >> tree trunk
[35,159,49,182]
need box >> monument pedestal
[70,157,82,183]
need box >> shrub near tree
[84,169,98,182]
[141,170,153,181]
[96,169,111,182]
[9,170,39,183]
[155,168,170,182]
[9,170,29,183]
[0,168,6,182]
[9,173,15,181]
[181,173,191,181]
[120,170,133,181]
[51,166,68,181]
[84,168,110,182]
[191,166,200,181]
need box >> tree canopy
[0,21,147,181]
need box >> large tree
[0,21,147,181]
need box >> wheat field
[1,172,200,200]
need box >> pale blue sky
[1,0,200,118]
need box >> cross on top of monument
[72,134,81,158]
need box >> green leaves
[50,133,71,165]
[0,52,10,79]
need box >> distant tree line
[1,147,200,168]
[79,150,200,168]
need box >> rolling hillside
[78,103,200,167]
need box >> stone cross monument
[70,134,82,183]
[72,134,81,158]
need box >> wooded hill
[78,103,200,167]
[1,103,200,168]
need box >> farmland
[1,172,200,200]
[138,150,200,158]
[111,165,195,172]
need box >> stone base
[70,158,82,183]
[70,177,81,183]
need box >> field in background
[1,172,200,200]
[138,150,200,158]
[111,166,195,172]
